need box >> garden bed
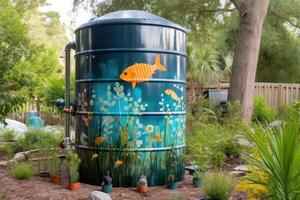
[0,168,206,200]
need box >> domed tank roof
[76,10,186,32]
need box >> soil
[0,167,247,200]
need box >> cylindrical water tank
[74,10,186,186]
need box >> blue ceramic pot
[192,177,203,187]
[101,184,112,193]
[168,182,177,190]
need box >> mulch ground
[0,168,205,200]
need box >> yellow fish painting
[95,136,106,145]
[150,135,162,143]
[119,55,167,89]
[165,89,180,101]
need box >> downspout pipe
[64,41,76,147]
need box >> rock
[233,165,250,172]
[269,120,282,129]
[229,171,247,176]
[237,138,253,148]
[229,165,250,176]
[87,191,112,200]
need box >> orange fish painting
[114,160,124,167]
[165,89,180,101]
[95,136,106,145]
[150,135,162,143]
[119,55,167,89]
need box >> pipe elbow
[65,41,76,51]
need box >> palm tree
[186,43,222,102]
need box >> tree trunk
[229,0,270,122]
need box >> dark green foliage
[253,96,277,123]
[11,162,34,180]
[186,99,248,172]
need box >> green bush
[253,96,277,122]
[65,150,81,183]
[17,130,63,151]
[204,172,235,200]
[0,129,16,141]
[11,162,34,180]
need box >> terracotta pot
[69,182,80,190]
[51,176,61,184]
[137,185,148,193]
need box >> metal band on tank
[76,111,186,116]
[75,48,186,57]
[75,21,187,33]
[75,78,186,84]
[77,144,186,152]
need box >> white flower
[136,140,143,148]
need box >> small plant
[253,96,277,122]
[193,168,204,187]
[211,151,226,170]
[0,129,16,141]
[49,154,61,184]
[0,189,7,200]
[167,194,184,200]
[11,162,34,180]
[50,154,60,177]
[203,172,235,200]
[65,150,81,190]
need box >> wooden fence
[187,82,300,110]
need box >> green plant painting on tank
[76,81,186,186]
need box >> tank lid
[76,10,187,33]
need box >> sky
[39,0,93,40]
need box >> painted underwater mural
[76,78,186,186]
[74,10,186,187]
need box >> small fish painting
[114,160,124,167]
[80,132,88,146]
[150,135,162,143]
[165,89,180,101]
[95,136,106,145]
[119,55,167,89]
[82,112,93,127]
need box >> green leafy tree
[0,0,33,123]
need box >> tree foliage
[0,0,67,122]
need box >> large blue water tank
[74,10,186,186]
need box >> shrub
[18,130,63,151]
[65,150,81,183]
[204,172,235,200]
[0,129,16,141]
[247,118,300,200]
[11,162,34,180]
[253,96,277,122]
